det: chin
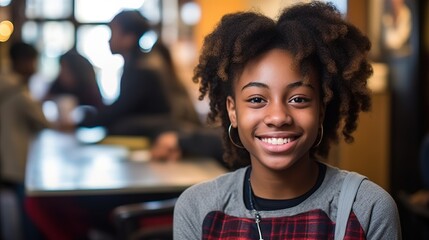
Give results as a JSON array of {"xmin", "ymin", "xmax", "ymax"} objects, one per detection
[{"xmin": 259, "ymin": 157, "xmax": 297, "ymax": 171}]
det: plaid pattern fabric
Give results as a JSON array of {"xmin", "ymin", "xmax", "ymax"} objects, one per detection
[{"xmin": 202, "ymin": 209, "xmax": 366, "ymax": 240}]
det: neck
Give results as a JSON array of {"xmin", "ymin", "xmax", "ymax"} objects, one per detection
[
  {"xmin": 249, "ymin": 159, "xmax": 319, "ymax": 200},
  {"xmin": 121, "ymin": 52, "xmax": 131, "ymax": 64}
]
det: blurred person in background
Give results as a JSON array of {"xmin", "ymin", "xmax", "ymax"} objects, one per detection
[
  {"xmin": 78, "ymin": 10, "xmax": 199, "ymax": 140},
  {"xmin": 150, "ymin": 126, "xmax": 228, "ymax": 169},
  {"xmin": 381, "ymin": 0, "xmax": 412, "ymax": 57},
  {"xmin": 44, "ymin": 50, "xmax": 103, "ymax": 109},
  {"xmin": 43, "ymin": 49, "xmax": 104, "ymax": 131},
  {"xmin": 0, "ymin": 41, "xmax": 49, "ymax": 240}
]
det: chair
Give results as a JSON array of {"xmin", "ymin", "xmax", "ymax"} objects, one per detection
[
  {"xmin": 0, "ymin": 186, "xmax": 23, "ymax": 240},
  {"xmin": 112, "ymin": 198, "xmax": 177, "ymax": 240}
]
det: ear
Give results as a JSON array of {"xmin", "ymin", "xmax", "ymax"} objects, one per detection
[{"xmin": 226, "ymin": 96, "xmax": 237, "ymax": 127}]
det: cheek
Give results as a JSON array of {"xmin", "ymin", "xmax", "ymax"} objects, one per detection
[
  {"xmin": 234, "ymin": 105, "xmax": 259, "ymax": 139},
  {"xmin": 110, "ymin": 35, "xmax": 119, "ymax": 45},
  {"xmin": 297, "ymin": 111, "xmax": 320, "ymax": 140},
  {"xmin": 235, "ymin": 104, "xmax": 260, "ymax": 126}
]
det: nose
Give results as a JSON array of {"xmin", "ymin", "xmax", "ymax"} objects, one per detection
[{"xmin": 263, "ymin": 101, "xmax": 293, "ymax": 127}]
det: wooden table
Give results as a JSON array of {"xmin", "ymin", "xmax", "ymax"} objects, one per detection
[{"xmin": 25, "ymin": 129, "xmax": 227, "ymax": 196}]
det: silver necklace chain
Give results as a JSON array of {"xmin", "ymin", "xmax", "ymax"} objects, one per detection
[{"xmin": 248, "ymin": 178, "xmax": 264, "ymax": 240}]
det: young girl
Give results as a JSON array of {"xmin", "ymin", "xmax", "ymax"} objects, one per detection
[{"xmin": 174, "ymin": 2, "xmax": 401, "ymax": 240}]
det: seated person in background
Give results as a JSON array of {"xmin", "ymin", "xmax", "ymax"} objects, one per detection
[
  {"xmin": 0, "ymin": 41, "xmax": 49, "ymax": 239},
  {"xmin": 154, "ymin": 41, "xmax": 202, "ymax": 131},
  {"xmin": 44, "ymin": 50, "xmax": 104, "ymax": 109},
  {"xmin": 78, "ymin": 10, "xmax": 178, "ymax": 138},
  {"xmin": 43, "ymin": 50, "xmax": 104, "ymax": 130},
  {"xmin": 150, "ymin": 126, "xmax": 227, "ymax": 169}
]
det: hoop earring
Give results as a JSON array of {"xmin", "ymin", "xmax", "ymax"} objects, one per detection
[
  {"xmin": 228, "ymin": 124, "xmax": 244, "ymax": 149},
  {"xmin": 313, "ymin": 125, "xmax": 324, "ymax": 148}
]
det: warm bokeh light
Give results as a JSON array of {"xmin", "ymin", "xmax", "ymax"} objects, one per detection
[{"xmin": 0, "ymin": 20, "xmax": 14, "ymax": 42}]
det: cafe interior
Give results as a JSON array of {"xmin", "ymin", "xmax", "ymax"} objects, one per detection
[{"xmin": 0, "ymin": 0, "xmax": 428, "ymax": 239}]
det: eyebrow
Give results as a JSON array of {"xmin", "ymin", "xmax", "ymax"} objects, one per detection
[{"xmin": 241, "ymin": 80, "xmax": 314, "ymax": 91}]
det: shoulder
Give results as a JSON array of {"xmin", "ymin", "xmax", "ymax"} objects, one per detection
[
  {"xmin": 326, "ymin": 165, "xmax": 401, "ymax": 238},
  {"xmin": 177, "ymin": 167, "xmax": 246, "ymax": 206},
  {"xmin": 174, "ymin": 167, "xmax": 247, "ymax": 238},
  {"xmin": 175, "ymin": 167, "xmax": 246, "ymax": 216},
  {"xmin": 356, "ymin": 178, "xmax": 401, "ymax": 238},
  {"xmin": 321, "ymin": 164, "xmax": 399, "ymax": 219},
  {"xmin": 355, "ymin": 176, "xmax": 399, "ymax": 218},
  {"xmin": 323, "ymin": 165, "xmax": 396, "ymax": 209},
  {"xmin": 358, "ymin": 178, "xmax": 394, "ymax": 203}
]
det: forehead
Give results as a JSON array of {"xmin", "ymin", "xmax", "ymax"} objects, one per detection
[
  {"xmin": 246, "ymin": 48, "xmax": 295, "ymax": 71},
  {"xmin": 237, "ymin": 49, "xmax": 307, "ymax": 84}
]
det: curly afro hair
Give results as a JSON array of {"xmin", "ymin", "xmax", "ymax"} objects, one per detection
[{"xmin": 193, "ymin": 1, "xmax": 372, "ymax": 169}]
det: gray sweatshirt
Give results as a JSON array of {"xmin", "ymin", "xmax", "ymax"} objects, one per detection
[{"xmin": 174, "ymin": 163, "xmax": 401, "ymax": 239}]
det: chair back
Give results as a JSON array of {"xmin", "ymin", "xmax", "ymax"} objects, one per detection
[{"xmin": 112, "ymin": 198, "xmax": 177, "ymax": 240}]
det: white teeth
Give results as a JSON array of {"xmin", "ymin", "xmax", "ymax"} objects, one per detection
[{"xmin": 261, "ymin": 137, "xmax": 292, "ymax": 145}]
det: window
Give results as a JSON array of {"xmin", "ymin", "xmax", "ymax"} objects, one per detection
[{"xmin": 23, "ymin": 0, "xmax": 162, "ymax": 103}]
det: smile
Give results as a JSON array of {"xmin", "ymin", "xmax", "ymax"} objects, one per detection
[{"xmin": 260, "ymin": 137, "xmax": 294, "ymax": 145}]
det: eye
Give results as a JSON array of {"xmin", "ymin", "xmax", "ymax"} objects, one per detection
[
  {"xmin": 289, "ymin": 96, "xmax": 310, "ymax": 104},
  {"xmin": 248, "ymin": 97, "xmax": 265, "ymax": 104}
]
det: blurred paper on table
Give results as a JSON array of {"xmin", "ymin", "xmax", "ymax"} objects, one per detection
[
  {"xmin": 100, "ymin": 136, "xmax": 150, "ymax": 150},
  {"xmin": 128, "ymin": 149, "xmax": 151, "ymax": 162}
]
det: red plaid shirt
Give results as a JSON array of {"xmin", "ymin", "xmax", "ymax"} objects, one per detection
[{"xmin": 202, "ymin": 209, "xmax": 365, "ymax": 240}]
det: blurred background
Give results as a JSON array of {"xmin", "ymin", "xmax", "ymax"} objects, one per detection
[{"xmin": 0, "ymin": 0, "xmax": 428, "ymax": 238}]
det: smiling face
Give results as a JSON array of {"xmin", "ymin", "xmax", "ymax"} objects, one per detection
[{"xmin": 227, "ymin": 49, "xmax": 323, "ymax": 173}]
